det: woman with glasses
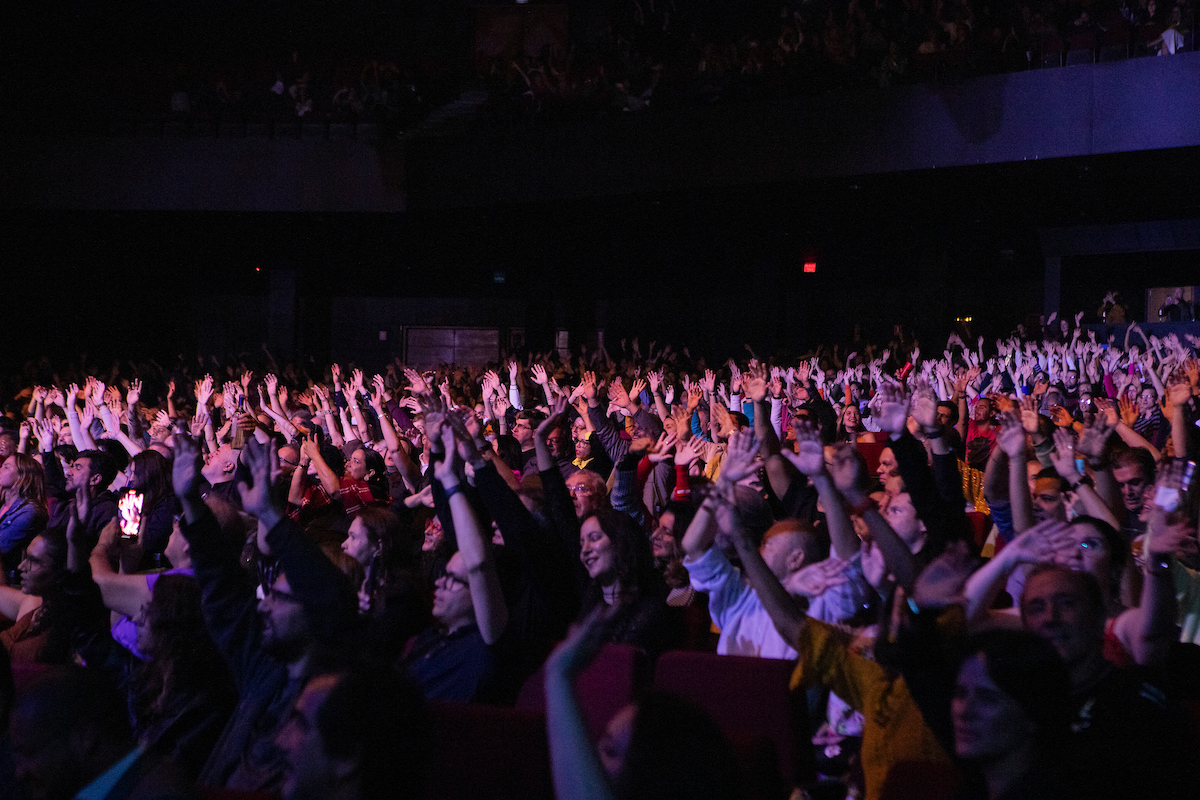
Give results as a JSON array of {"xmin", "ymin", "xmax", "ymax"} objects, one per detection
[{"xmin": 0, "ymin": 527, "xmax": 71, "ymax": 663}]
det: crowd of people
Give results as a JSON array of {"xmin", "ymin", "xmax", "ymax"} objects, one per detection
[
  {"xmin": 1, "ymin": 306, "xmax": 1199, "ymax": 800},
  {"xmin": 459, "ymin": 0, "xmax": 1197, "ymax": 120},
  {"xmin": 25, "ymin": 0, "xmax": 1195, "ymax": 132}
]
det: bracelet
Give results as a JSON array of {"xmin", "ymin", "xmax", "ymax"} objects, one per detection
[
  {"xmin": 443, "ymin": 484, "xmax": 464, "ymax": 501},
  {"xmin": 924, "ymin": 427, "xmax": 944, "ymax": 439},
  {"xmin": 1068, "ymin": 475, "xmax": 1093, "ymax": 491}
]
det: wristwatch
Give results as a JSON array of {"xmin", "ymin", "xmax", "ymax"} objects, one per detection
[{"xmin": 1068, "ymin": 475, "xmax": 1093, "ymax": 491}]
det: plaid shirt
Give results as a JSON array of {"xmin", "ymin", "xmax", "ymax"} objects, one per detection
[{"xmin": 294, "ymin": 476, "xmax": 378, "ymax": 520}]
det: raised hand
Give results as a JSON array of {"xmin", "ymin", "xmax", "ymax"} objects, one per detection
[
  {"xmin": 404, "ymin": 368, "xmax": 430, "ymax": 396},
  {"xmin": 88, "ymin": 377, "xmax": 105, "ymax": 406},
  {"xmin": 663, "ymin": 383, "xmax": 676, "ymax": 405},
  {"xmin": 331, "ymin": 363, "xmax": 343, "ymax": 387},
  {"xmin": 433, "ymin": 425, "xmax": 465, "ymax": 487},
  {"xmin": 125, "ymin": 378, "xmax": 141, "ymax": 407},
  {"xmin": 156, "ymin": 410, "xmax": 172, "ymax": 428},
  {"xmin": 240, "ymin": 370, "xmax": 253, "ymax": 392},
  {"xmin": 580, "ymin": 371, "xmax": 597, "ymax": 402},
  {"xmin": 646, "ymin": 432, "xmax": 677, "ymax": 463},
  {"xmin": 686, "ymin": 383, "xmax": 703, "ymax": 412},
  {"xmin": 1003, "ymin": 520, "xmax": 1076, "ymax": 567},
  {"xmin": 996, "ymin": 412, "xmax": 1027, "ymax": 458},
  {"xmin": 827, "ymin": 444, "xmax": 866, "ymax": 498},
  {"xmin": 1167, "ymin": 372, "xmax": 1193, "ymax": 407},
  {"xmin": 1074, "ymin": 414, "xmax": 1114, "ymax": 465},
  {"xmin": 264, "ymin": 373, "xmax": 279, "ymax": 400},
  {"xmin": 785, "ymin": 557, "xmax": 851, "ymax": 598},
  {"xmin": 172, "ymin": 433, "xmax": 204, "ymax": 499},
  {"xmin": 531, "ymin": 363, "xmax": 549, "ymax": 386},
  {"xmin": 79, "ymin": 402, "xmax": 96, "ymax": 430},
  {"xmin": 910, "ymin": 377, "xmax": 939, "ymax": 431},
  {"xmin": 237, "ymin": 439, "xmax": 282, "ymax": 523},
  {"xmin": 196, "ymin": 375, "xmax": 214, "ymax": 408},
  {"xmin": 190, "ymin": 410, "xmax": 210, "ymax": 438},
  {"xmin": 45, "ymin": 387, "xmax": 64, "ymax": 408},
  {"xmin": 1094, "ymin": 397, "xmax": 1119, "ymax": 427},
  {"xmin": 742, "ymin": 365, "xmax": 768, "ymax": 403},
  {"xmin": 607, "ymin": 378, "xmax": 630, "ymax": 409},
  {"xmin": 629, "ymin": 378, "xmax": 647, "ymax": 402},
  {"xmin": 1018, "ymin": 395, "xmax": 1041, "ymax": 436},
  {"xmin": 701, "ymin": 369, "xmax": 716, "ymax": 395},
  {"xmin": 783, "ymin": 421, "xmax": 826, "ymax": 476},
  {"xmin": 718, "ymin": 428, "xmax": 760, "ymax": 484},
  {"xmin": 872, "ymin": 381, "xmax": 909, "ymax": 436},
  {"xmin": 371, "ymin": 374, "xmax": 389, "ymax": 407},
  {"xmin": 674, "ymin": 435, "xmax": 703, "ymax": 467},
  {"xmin": 1117, "ymin": 395, "xmax": 1138, "ymax": 427},
  {"xmin": 32, "ymin": 418, "xmax": 55, "ymax": 452},
  {"xmin": 1048, "ymin": 428, "xmax": 1082, "ymax": 481},
  {"xmin": 351, "ymin": 369, "xmax": 366, "ymax": 396}
]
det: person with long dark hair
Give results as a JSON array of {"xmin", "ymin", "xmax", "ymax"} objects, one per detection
[
  {"xmin": 578, "ymin": 506, "xmax": 683, "ymax": 658},
  {"xmin": 123, "ymin": 449, "xmax": 180, "ymax": 569},
  {"xmin": 0, "ymin": 453, "xmax": 48, "ymax": 577},
  {"xmin": 0, "ymin": 528, "xmax": 71, "ymax": 664},
  {"xmin": 340, "ymin": 505, "xmax": 430, "ymax": 660},
  {"xmin": 950, "ymin": 630, "xmax": 1071, "ymax": 800}
]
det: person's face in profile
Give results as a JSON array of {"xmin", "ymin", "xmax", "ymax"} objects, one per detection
[{"xmin": 952, "ymin": 652, "xmax": 1036, "ymax": 761}]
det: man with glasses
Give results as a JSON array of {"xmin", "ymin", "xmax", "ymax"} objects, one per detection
[
  {"xmin": 511, "ymin": 410, "xmax": 543, "ymax": 472},
  {"xmin": 173, "ymin": 436, "xmax": 359, "ymax": 794},
  {"xmin": 400, "ymin": 424, "xmax": 509, "ymax": 702}
]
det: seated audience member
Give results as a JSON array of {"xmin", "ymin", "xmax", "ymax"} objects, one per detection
[
  {"xmin": 0, "ymin": 529, "xmax": 72, "ymax": 664},
  {"xmin": 401, "ymin": 425, "xmax": 510, "ymax": 701},
  {"xmin": 121, "ymin": 450, "xmax": 181, "ymax": 569},
  {"xmin": 578, "ymin": 504, "xmax": 683, "ymax": 659},
  {"xmin": 340, "ymin": 506, "xmax": 430, "ymax": 661},
  {"xmin": 544, "ymin": 608, "xmax": 740, "ymax": 800},
  {"xmin": 683, "ymin": 429, "xmax": 867, "ymax": 658},
  {"xmin": 8, "ymin": 666, "xmax": 193, "ymax": 800},
  {"xmin": 174, "ymin": 435, "xmax": 359, "ymax": 793},
  {"xmin": 950, "ymin": 630, "xmax": 1072, "ymax": 800},
  {"xmin": 0, "ymin": 454, "xmax": 48, "ymax": 578},
  {"xmin": 47, "ymin": 448, "xmax": 120, "ymax": 551},
  {"xmin": 275, "ymin": 663, "xmax": 430, "ymax": 800}
]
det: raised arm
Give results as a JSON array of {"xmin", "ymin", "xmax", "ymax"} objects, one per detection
[
  {"xmin": 782, "ymin": 426, "xmax": 860, "ymax": 561},
  {"xmin": 961, "ymin": 521, "xmax": 1071, "ymax": 629},
  {"xmin": 1112, "ymin": 469, "xmax": 1192, "ymax": 666},
  {"xmin": 435, "ymin": 424, "xmax": 507, "ymax": 645},
  {"xmin": 65, "ymin": 383, "xmax": 97, "ymax": 451},
  {"xmin": 829, "ymin": 446, "xmax": 921, "ymax": 592},
  {"xmin": 87, "ymin": 517, "xmax": 152, "ymax": 619},
  {"xmin": 996, "ymin": 413, "xmax": 1034, "ymax": 535},
  {"xmin": 720, "ymin": 486, "xmax": 807, "ymax": 646},
  {"xmin": 544, "ymin": 607, "xmax": 619, "ymax": 800},
  {"xmin": 1166, "ymin": 375, "xmax": 1194, "ymax": 460},
  {"xmin": 1048, "ymin": 427, "xmax": 1120, "ymax": 530},
  {"xmin": 301, "ymin": 435, "xmax": 341, "ymax": 495}
]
